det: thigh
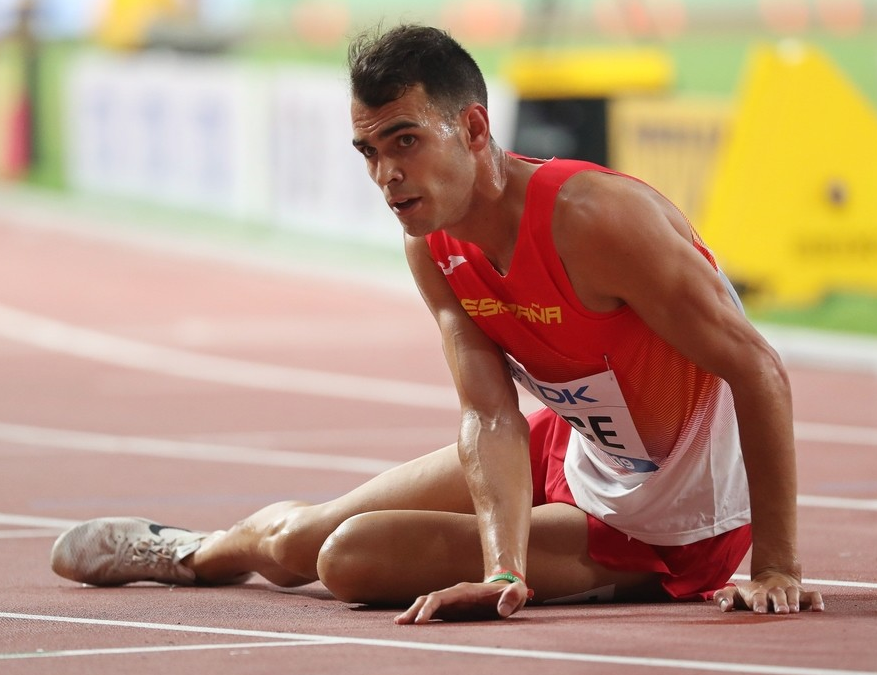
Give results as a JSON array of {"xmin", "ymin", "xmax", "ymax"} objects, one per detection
[
  {"xmin": 325, "ymin": 442, "xmax": 474, "ymax": 517},
  {"xmin": 319, "ymin": 501, "xmax": 659, "ymax": 605},
  {"xmin": 527, "ymin": 503, "xmax": 661, "ymax": 603}
]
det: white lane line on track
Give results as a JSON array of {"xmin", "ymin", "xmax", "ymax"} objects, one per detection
[
  {"xmin": 0, "ymin": 513, "xmax": 81, "ymax": 528},
  {"xmin": 0, "ymin": 640, "xmax": 336, "ymax": 660},
  {"xmin": 169, "ymin": 427, "xmax": 456, "ymax": 449},
  {"xmin": 728, "ymin": 574, "xmax": 877, "ymax": 590},
  {"xmin": 0, "ymin": 304, "xmax": 458, "ymax": 411},
  {"xmin": 758, "ymin": 325, "xmax": 877, "ymax": 375},
  {"xmin": 0, "ymin": 528, "xmax": 67, "ymax": 539},
  {"xmin": 797, "ymin": 495, "xmax": 877, "ymax": 511},
  {"xmin": 794, "ymin": 422, "xmax": 877, "ymax": 448},
  {"xmin": 1, "ymin": 613, "xmax": 874, "ymax": 675},
  {"xmin": 0, "ymin": 422, "xmax": 400, "ymax": 475}
]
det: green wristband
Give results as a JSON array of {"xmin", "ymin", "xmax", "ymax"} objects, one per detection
[
  {"xmin": 485, "ymin": 570, "xmax": 535, "ymax": 599},
  {"xmin": 485, "ymin": 572, "xmax": 525, "ymax": 585}
]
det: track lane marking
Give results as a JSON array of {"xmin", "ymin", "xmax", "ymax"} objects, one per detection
[
  {"xmin": 0, "ymin": 640, "xmax": 337, "ymax": 660},
  {"xmin": 0, "ymin": 528, "xmax": 68, "ymax": 539},
  {"xmin": 797, "ymin": 495, "xmax": 877, "ymax": 511},
  {"xmin": 0, "ymin": 304, "xmax": 458, "ymax": 411},
  {"xmin": 0, "ymin": 422, "xmax": 400, "ymax": 475},
  {"xmin": 0, "ymin": 513, "xmax": 81, "ymax": 528},
  {"xmin": 728, "ymin": 574, "xmax": 877, "ymax": 590},
  {"xmin": 1, "ymin": 612, "xmax": 874, "ymax": 674},
  {"xmin": 793, "ymin": 422, "xmax": 877, "ymax": 448}
]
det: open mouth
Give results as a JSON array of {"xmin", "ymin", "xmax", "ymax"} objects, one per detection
[{"xmin": 391, "ymin": 198, "xmax": 421, "ymax": 215}]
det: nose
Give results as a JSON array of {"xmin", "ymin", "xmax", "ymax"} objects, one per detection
[{"xmin": 375, "ymin": 157, "xmax": 403, "ymax": 187}]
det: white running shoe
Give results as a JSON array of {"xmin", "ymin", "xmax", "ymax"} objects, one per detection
[{"xmin": 51, "ymin": 517, "xmax": 207, "ymax": 586}]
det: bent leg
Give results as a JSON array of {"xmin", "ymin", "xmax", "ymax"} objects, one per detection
[
  {"xmin": 188, "ymin": 443, "xmax": 474, "ymax": 586},
  {"xmin": 526, "ymin": 504, "xmax": 662, "ymax": 603},
  {"xmin": 317, "ymin": 502, "xmax": 659, "ymax": 605}
]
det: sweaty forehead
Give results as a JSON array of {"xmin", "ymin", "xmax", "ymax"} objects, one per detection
[{"xmin": 350, "ymin": 88, "xmax": 437, "ymax": 144}]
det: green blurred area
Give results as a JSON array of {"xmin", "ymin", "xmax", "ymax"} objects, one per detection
[
  {"xmin": 23, "ymin": 40, "xmax": 68, "ymax": 190},
  {"xmin": 747, "ymin": 293, "xmax": 877, "ymax": 337}
]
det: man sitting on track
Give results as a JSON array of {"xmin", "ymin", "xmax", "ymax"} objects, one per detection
[{"xmin": 51, "ymin": 24, "xmax": 824, "ymax": 623}]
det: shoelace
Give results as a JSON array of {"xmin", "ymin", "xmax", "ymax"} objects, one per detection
[
  {"xmin": 109, "ymin": 532, "xmax": 198, "ymax": 584},
  {"xmin": 125, "ymin": 538, "xmax": 179, "ymax": 568}
]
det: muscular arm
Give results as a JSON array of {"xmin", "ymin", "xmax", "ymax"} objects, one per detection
[
  {"xmin": 398, "ymin": 234, "xmax": 533, "ymax": 622},
  {"xmin": 555, "ymin": 172, "xmax": 823, "ymax": 613}
]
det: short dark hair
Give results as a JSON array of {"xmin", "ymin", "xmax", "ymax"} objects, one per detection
[{"xmin": 347, "ymin": 25, "xmax": 488, "ymax": 117}]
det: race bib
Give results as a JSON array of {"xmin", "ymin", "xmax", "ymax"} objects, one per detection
[{"xmin": 506, "ymin": 355, "xmax": 658, "ymax": 473}]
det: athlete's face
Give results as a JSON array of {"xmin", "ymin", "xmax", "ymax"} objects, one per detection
[{"xmin": 351, "ymin": 85, "xmax": 478, "ymax": 237}]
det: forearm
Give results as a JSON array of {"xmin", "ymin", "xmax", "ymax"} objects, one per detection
[
  {"xmin": 733, "ymin": 357, "xmax": 801, "ymax": 579},
  {"xmin": 458, "ymin": 409, "xmax": 533, "ymax": 578}
]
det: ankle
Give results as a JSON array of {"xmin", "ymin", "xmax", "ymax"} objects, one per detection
[{"xmin": 184, "ymin": 530, "xmax": 225, "ymax": 571}]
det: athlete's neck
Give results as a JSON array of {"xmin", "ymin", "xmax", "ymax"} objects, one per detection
[{"xmin": 444, "ymin": 146, "xmax": 537, "ymax": 276}]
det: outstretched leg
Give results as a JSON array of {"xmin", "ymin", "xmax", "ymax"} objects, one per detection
[
  {"xmin": 186, "ymin": 443, "xmax": 475, "ymax": 586},
  {"xmin": 52, "ymin": 443, "xmax": 659, "ymax": 604}
]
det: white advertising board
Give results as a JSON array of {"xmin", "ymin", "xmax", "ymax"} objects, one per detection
[
  {"xmin": 65, "ymin": 52, "xmax": 518, "ymax": 247},
  {"xmin": 65, "ymin": 51, "xmax": 270, "ymax": 219}
]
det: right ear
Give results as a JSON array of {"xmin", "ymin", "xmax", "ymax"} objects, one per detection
[{"xmin": 461, "ymin": 103, "xmax": 491, "ymax": 151}]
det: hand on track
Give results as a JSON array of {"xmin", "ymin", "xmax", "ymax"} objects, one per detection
[
  {"xmin": 394, "ymin": 581, "xmax": 529, "ymax": 624},
  {"xmin": 713, "ymin": 572, "xmax": 825, "ymax": 614}
]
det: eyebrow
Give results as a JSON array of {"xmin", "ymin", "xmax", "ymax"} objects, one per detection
[{"xmin": 352, "ymin": 121, "xmax": 420, "ymax": 149}]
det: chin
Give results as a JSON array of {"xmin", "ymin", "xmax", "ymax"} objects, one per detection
[
  {"xmin": 399, "ymin": 217, "xmax": 440, "ymax": 239},
  {"xmin": 400, "ymin": 223, "xmax": 430, "ymax": 238}
]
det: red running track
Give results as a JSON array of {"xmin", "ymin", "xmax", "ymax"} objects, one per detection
[{"xmin": 0, "ymin": 210, "xmax": 875, "ymax": 675}]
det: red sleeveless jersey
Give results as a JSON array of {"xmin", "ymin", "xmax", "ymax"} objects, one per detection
[{"xmin": 425, "ymin": 157, "xmax": 726, "ymax": 467}]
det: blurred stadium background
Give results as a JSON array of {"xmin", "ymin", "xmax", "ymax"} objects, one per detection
[{"xmin": 1, "ymin": 0, "xmax": 876, "ymax": 333}]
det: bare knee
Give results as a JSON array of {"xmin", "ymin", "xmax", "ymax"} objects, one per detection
[{"xmin": 317, "ymin": 513, "xmax": 388, "ymax": 604}]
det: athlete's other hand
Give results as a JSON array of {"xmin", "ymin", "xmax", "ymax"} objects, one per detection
[
  {"xmin": 394, "ymin": 581, "xmax": 529, "ymax": 624},
  {"xmin": 713, "ymin": 572, "xmax": 825, "ymax": 614}
]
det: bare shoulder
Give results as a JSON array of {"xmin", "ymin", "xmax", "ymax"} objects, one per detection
[
  {"xmin": 403, "ymin": 231, "xmax": 429, "ymax": 262},
  {"xmin": 552, "ymin": 170, "xmax": 694, "ymax": 310},
  {"xmin": 554, "ymin": 170, "xmax": 689, "ymax": 242},
  {"xmin": 404, "ymin": 234, "xmax": 441, "ymax": 294},
  {"xmin": 403, "ymin": 233, "xmax": 469, "ymax": 319}
]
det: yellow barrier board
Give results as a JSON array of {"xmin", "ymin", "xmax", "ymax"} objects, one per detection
[
  {"xmin": 609, "ymin": 96, "xmax": 731, "ymax": 225},
  {"xmin": 699, "ymin": 42, "xmax": 877, "ymax": 307},
  {"xmin": 505, "ymin": 47, "xmax": 673, "ymax": 98}
]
